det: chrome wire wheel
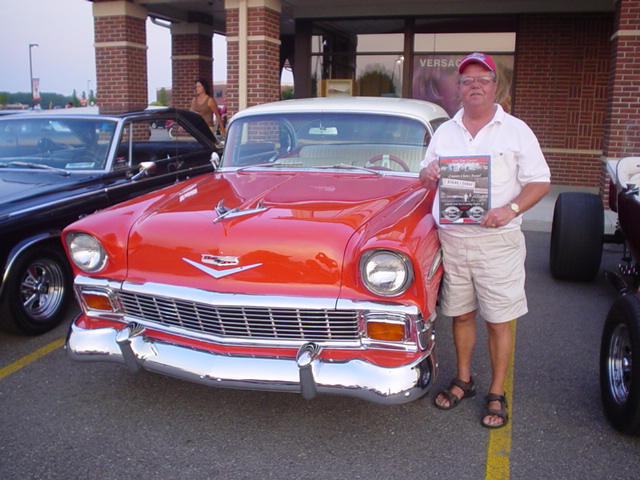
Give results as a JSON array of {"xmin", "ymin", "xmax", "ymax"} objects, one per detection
[
  {"xmin": 606, "ymin": 322, "xmax": 632, "ymax": 406},
  {"xmin": 1, "ymin": 245, "xmax": 72, "ymax": 335},
  {"xmin": 20, "ymin": 257, "xmax": 67, "ymax": 321}
]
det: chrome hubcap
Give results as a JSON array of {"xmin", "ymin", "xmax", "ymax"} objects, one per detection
[
  {"xmin": 20, "ymin": 259, "xmax": 65, "ymax": 320},
  {"xmin": 607, "ymin": 323, "xmax": 632, "ymax": 405}
]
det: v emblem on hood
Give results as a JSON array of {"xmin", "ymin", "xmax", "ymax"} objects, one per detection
[{"xmin": 183, "ymin": 258, "xmax": 262, "ymax": 279}]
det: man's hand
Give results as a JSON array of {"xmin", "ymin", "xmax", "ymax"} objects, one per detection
[
  {"xmin": 480, "ymin": 205, "xmax": 517, "ymax": 229},
  {"xmin": 419, "ymin": 160, "xmax": 440, "ymax": 190}
]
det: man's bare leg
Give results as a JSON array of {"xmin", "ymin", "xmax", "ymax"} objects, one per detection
[
  {"xmin": 483, "ymin": 320, "xmax": 514, "ymax": 427},
  {"xmin": 434, "ymin": 311, "xmax": 477, "ymax": 408}
]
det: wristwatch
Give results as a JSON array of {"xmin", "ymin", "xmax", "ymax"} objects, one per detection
[{"xmin": 507, "ymin": 202, "xmax": 521, "ymax": 216}]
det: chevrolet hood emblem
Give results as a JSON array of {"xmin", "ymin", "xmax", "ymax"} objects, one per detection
[
  {"xmin": 201, "ymin": 254, "xmax": 239, "ymax": 266},
  {"xmin": 183, "ymin": 257, "xmax": 262, "ymax": 279}
]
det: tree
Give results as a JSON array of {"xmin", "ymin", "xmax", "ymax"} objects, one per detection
[
  {"xmin": 356, "ymin": 67, "xmax": 395, "ymax": 97},
  {"xmin": 280, "ymin": 86, "xmax": 294, "ymax": 100},
  {"xmin": 157, "ymin": 88, "xmax": 169, "ymax": 106},
  {"xmin": 1, "ymin": 91, "xmax": 69, "ymax": 109},
  {"xmin": 70, "ymin": 89, "xmax": 80, "ymax": 107}
]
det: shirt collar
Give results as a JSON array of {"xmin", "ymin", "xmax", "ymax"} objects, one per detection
[{"xmin": 453, "ymin": 103, "xmax": 505, "ymax": 126}]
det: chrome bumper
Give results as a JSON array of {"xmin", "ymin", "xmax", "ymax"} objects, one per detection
[{"xmin": 66, "ymin": 321, "xmax": 437, "ymax": 405}]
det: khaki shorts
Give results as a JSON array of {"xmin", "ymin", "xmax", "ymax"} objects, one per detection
[{"xmin": 438, "ymin": 229, "xmax": 528, "ymax": 324}]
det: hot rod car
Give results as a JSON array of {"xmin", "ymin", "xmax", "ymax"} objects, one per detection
[
  {"xmin": 550, "ymin": 156, "xmax": 640, "ymax": 434},
  {"xmin": 62, "ymin": 97, "xmax": 448, "ymax": 404}
]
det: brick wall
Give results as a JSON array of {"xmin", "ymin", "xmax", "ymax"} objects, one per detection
[
  {"xmin": 515, "ymin": 13, "xmax": 612, "ymax": 187},
  {"xmin": 604, "ymin": 0, "xmax": 640, "ymax": 160},
  {"xmin": 172, "ymin": 33, "xmax": 214, "ymax": 109},
  {"xmin": 247, "ymin": 7, "xmax": 281, "ymax": 109},
  {"xmin": 226, "ymin": 4, "xmax": 281, "ymax": 117},
  {"xmin": 94, "ymin": 13, "xmax": 148, "ymax": 114},
  {"xmin": 226, "ymin": 8, "xmax": 239, "ymax": 116}
]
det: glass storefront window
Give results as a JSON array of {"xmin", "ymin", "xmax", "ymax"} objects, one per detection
[
  {"xmin": 311, "ymin": 29, "xmax": 516, "ymax": 111},
  {"xmin": 357, "ymin": 34, "xmax": 404, "ymax": 53},
  {"xmin": 356, "ymin": 55, "xmax": 404, "ymax": 97},
  {"xmin": 414, "ymin": 33, "xmax": 515, "ymax": 53}
]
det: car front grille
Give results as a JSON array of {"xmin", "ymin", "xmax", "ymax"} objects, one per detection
[{"xmin": 117, "ymin": 291, "xmax": 360, "ymax": 341}]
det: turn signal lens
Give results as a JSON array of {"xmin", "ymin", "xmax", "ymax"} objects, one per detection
[
  {"xmin": 366, "ymin": 320, "xmax": 407, "ymax": 342},
  {"xmin": 81, "ymin": 292, "xmax": 115, "ymax": 312}
]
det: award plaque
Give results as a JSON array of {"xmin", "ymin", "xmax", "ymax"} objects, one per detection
[{"xmin": 439, "ymin": 155, "xmax": 490, "ymax": 224}]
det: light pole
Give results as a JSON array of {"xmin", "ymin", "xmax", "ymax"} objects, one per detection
[
  {"xmin": 396, "ymin": 56, "xmax": 404, "ymax": 93},
  {"xmin": 29, "ymin": 43, "xmax": 38, "ymax": 107}
]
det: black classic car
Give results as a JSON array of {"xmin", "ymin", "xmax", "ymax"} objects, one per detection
[
  {"xmin": 0, "ymin": 107, "xmax": 221, "ymax": 335},
  {"xmin": 550, "ymin": 156, "xmax": 640, "ymax": 434}
]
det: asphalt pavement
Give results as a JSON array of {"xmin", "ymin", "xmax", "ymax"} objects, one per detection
[{"xmin": 1, "ymin": 230, "xmax": 639, "ymax": 480}]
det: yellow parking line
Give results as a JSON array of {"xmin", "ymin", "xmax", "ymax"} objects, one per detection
[
  {"xmin": 484, "ymin": 320, "xmax": 516, "ymax": 480},
  {"xmin": 0, "ymin": 337, "xmax": 65, "ymax": 380}
]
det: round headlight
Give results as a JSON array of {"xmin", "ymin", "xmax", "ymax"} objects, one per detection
[
  {"xmin": 67, "ymin": 233, "xmax": 107, "ymax": 272},
  {"xmin": 361, "ymin": 250, "xmax": 413, "ymax": 297}
]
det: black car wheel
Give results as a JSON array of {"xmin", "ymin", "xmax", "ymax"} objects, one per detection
[
  {"xmin": 0, "ymin": 245, "xmax": 72, "ymax": 335},
  {"xmin": 550, "ymin": 192, "xmax": 604, "ymax": 281},
  {"xmin": 600, "ymin": 294, "xmax": 640, "ymax": 435}
]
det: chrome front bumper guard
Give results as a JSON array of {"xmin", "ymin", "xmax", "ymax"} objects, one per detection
[{"xmin": 66, "ymin": 321, "xmax": 437, "ymax": 405}]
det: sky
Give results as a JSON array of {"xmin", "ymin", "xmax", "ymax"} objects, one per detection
[{"xmin": 0, "ymin": 0, "xmax": 228, "ymax": 104}]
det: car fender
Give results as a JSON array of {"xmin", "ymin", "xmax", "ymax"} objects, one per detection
[
  {"xmin": 341, "ymin": 186, "xmax": 441, "ymax": 311},
  {"xmin": 0, "ymin": 230, "xmax": 62, "ymax": 297}
]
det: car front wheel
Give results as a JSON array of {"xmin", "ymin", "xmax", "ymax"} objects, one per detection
[
  {"xmin": 0, "ymin": 245, "xmax": 72, "ymax": 335},
  {"xmin": 600, "ymin": 294, "xmax": 640, "ymax": 434}
]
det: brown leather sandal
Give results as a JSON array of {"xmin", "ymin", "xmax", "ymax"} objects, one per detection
[
  {"xmin": 433, "ymin": 377, "xmax": 476, "ymax": 410},
  {"xmin": 481, "ymin": 393, "xmax": 509, "ymax": 429}
]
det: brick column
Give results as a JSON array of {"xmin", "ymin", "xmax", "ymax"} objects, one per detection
[
  {"xmin": 225, "ymin": 0, "xmax": 282, "ymax": 117},
  {"xmin": 602, "ymin": 0, "xmax": 640, "ymax": 195},
  {"xmin": 92, "ymin": 0, "xmax": 148, "ymax": 114},
  {"xmin": 171, "ymin": 21, "xmax": 215, "ymax": 109}
]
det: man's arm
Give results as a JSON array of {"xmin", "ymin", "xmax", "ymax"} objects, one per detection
[
  {"xmin": 509, "ymin": 182, "xmax": 551, "ymax": 215},
  {"xmin": 480, "ymin": 182, "xmax": 551, "ymax": 228}
]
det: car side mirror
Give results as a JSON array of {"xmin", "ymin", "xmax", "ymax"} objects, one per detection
[
  {"xmin": 210, "ymin": 152, "xmax": 221, "ymax": 171},
  {"xmin": 132, "ymin": 161, "xmax": 157, "ymax": 181}
]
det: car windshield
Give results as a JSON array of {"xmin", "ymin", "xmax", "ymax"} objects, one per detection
[
  {"xmin": 0, "ymin": 118, "xmax": 116, "ymax": 171},
  {"xmin": 222, "ymin": 113, "xmax": 432, "ymax": 173}
]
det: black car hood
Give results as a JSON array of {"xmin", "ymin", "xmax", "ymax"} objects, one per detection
[{"xmin": 0, "ymin": 170, "xmax": 97, "ymax": 211}]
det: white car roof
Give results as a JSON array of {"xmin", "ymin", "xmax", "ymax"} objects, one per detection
[{"xmin": 231, "ymin": 97, "xmax": 449, "ymax": 124}]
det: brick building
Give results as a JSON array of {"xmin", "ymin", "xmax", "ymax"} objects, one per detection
[{"xmin": 88, "ymin": 0, "xmax": 640, "ymax": 198}]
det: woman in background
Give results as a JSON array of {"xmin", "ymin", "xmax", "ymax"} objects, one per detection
[{"xmin": 190, "ymin": 78, "xmax": 226, "ymax": 137}]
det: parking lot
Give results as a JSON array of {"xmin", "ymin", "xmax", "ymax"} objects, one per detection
[{"xmin": 1, "ymin": 230, "xmax": 639, "ymax": 480}]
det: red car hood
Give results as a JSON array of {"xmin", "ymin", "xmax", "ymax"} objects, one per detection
[{"xmin": 124, "ymin": 171, "xmax": 427, "ymax": 298}]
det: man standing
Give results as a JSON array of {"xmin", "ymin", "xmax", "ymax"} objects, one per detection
[{"xmin": 420, "ymin": 52, "xmax": 550, "ymax": 428}]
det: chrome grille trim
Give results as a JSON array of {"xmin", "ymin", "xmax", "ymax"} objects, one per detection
[{"xmin": 117, "ymin": 291, "xmax": 360, "ymax": 341}]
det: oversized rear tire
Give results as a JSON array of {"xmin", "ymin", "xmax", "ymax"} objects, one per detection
[
  {"xmin": 0, "ymin": 245, "xmax": 73, "ymax": 335},
  {"xmin": 600, "ymin": 294, "xmax": 640, "ymax": 435},
  {"xmin": 549, "ymin": 192, "xmax": 604, "ymax": 281}
]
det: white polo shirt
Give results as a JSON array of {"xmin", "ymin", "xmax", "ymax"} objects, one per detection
[{"xmin": 421, "ymin": 104, "xmax": 551, "ymax": 236}]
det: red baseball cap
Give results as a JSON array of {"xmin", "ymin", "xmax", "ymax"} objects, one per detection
[{"xmin": 458, "ymin": 52, "xmax": 497, "ymax": 74}]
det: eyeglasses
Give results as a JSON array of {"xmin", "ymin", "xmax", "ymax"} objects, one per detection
[{"xmin": 459, "ymin": 75, "xmax": 495, "ymax": 87}]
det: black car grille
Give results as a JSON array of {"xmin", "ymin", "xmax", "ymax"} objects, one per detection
[{"xmin": 117, "ymin": 291, "xmax": 360, "ymax": 341}]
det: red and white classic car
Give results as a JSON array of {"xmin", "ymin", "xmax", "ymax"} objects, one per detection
[{"xmin": 63, "ymin": 97, "xmax": 449, "ymax": 404}]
